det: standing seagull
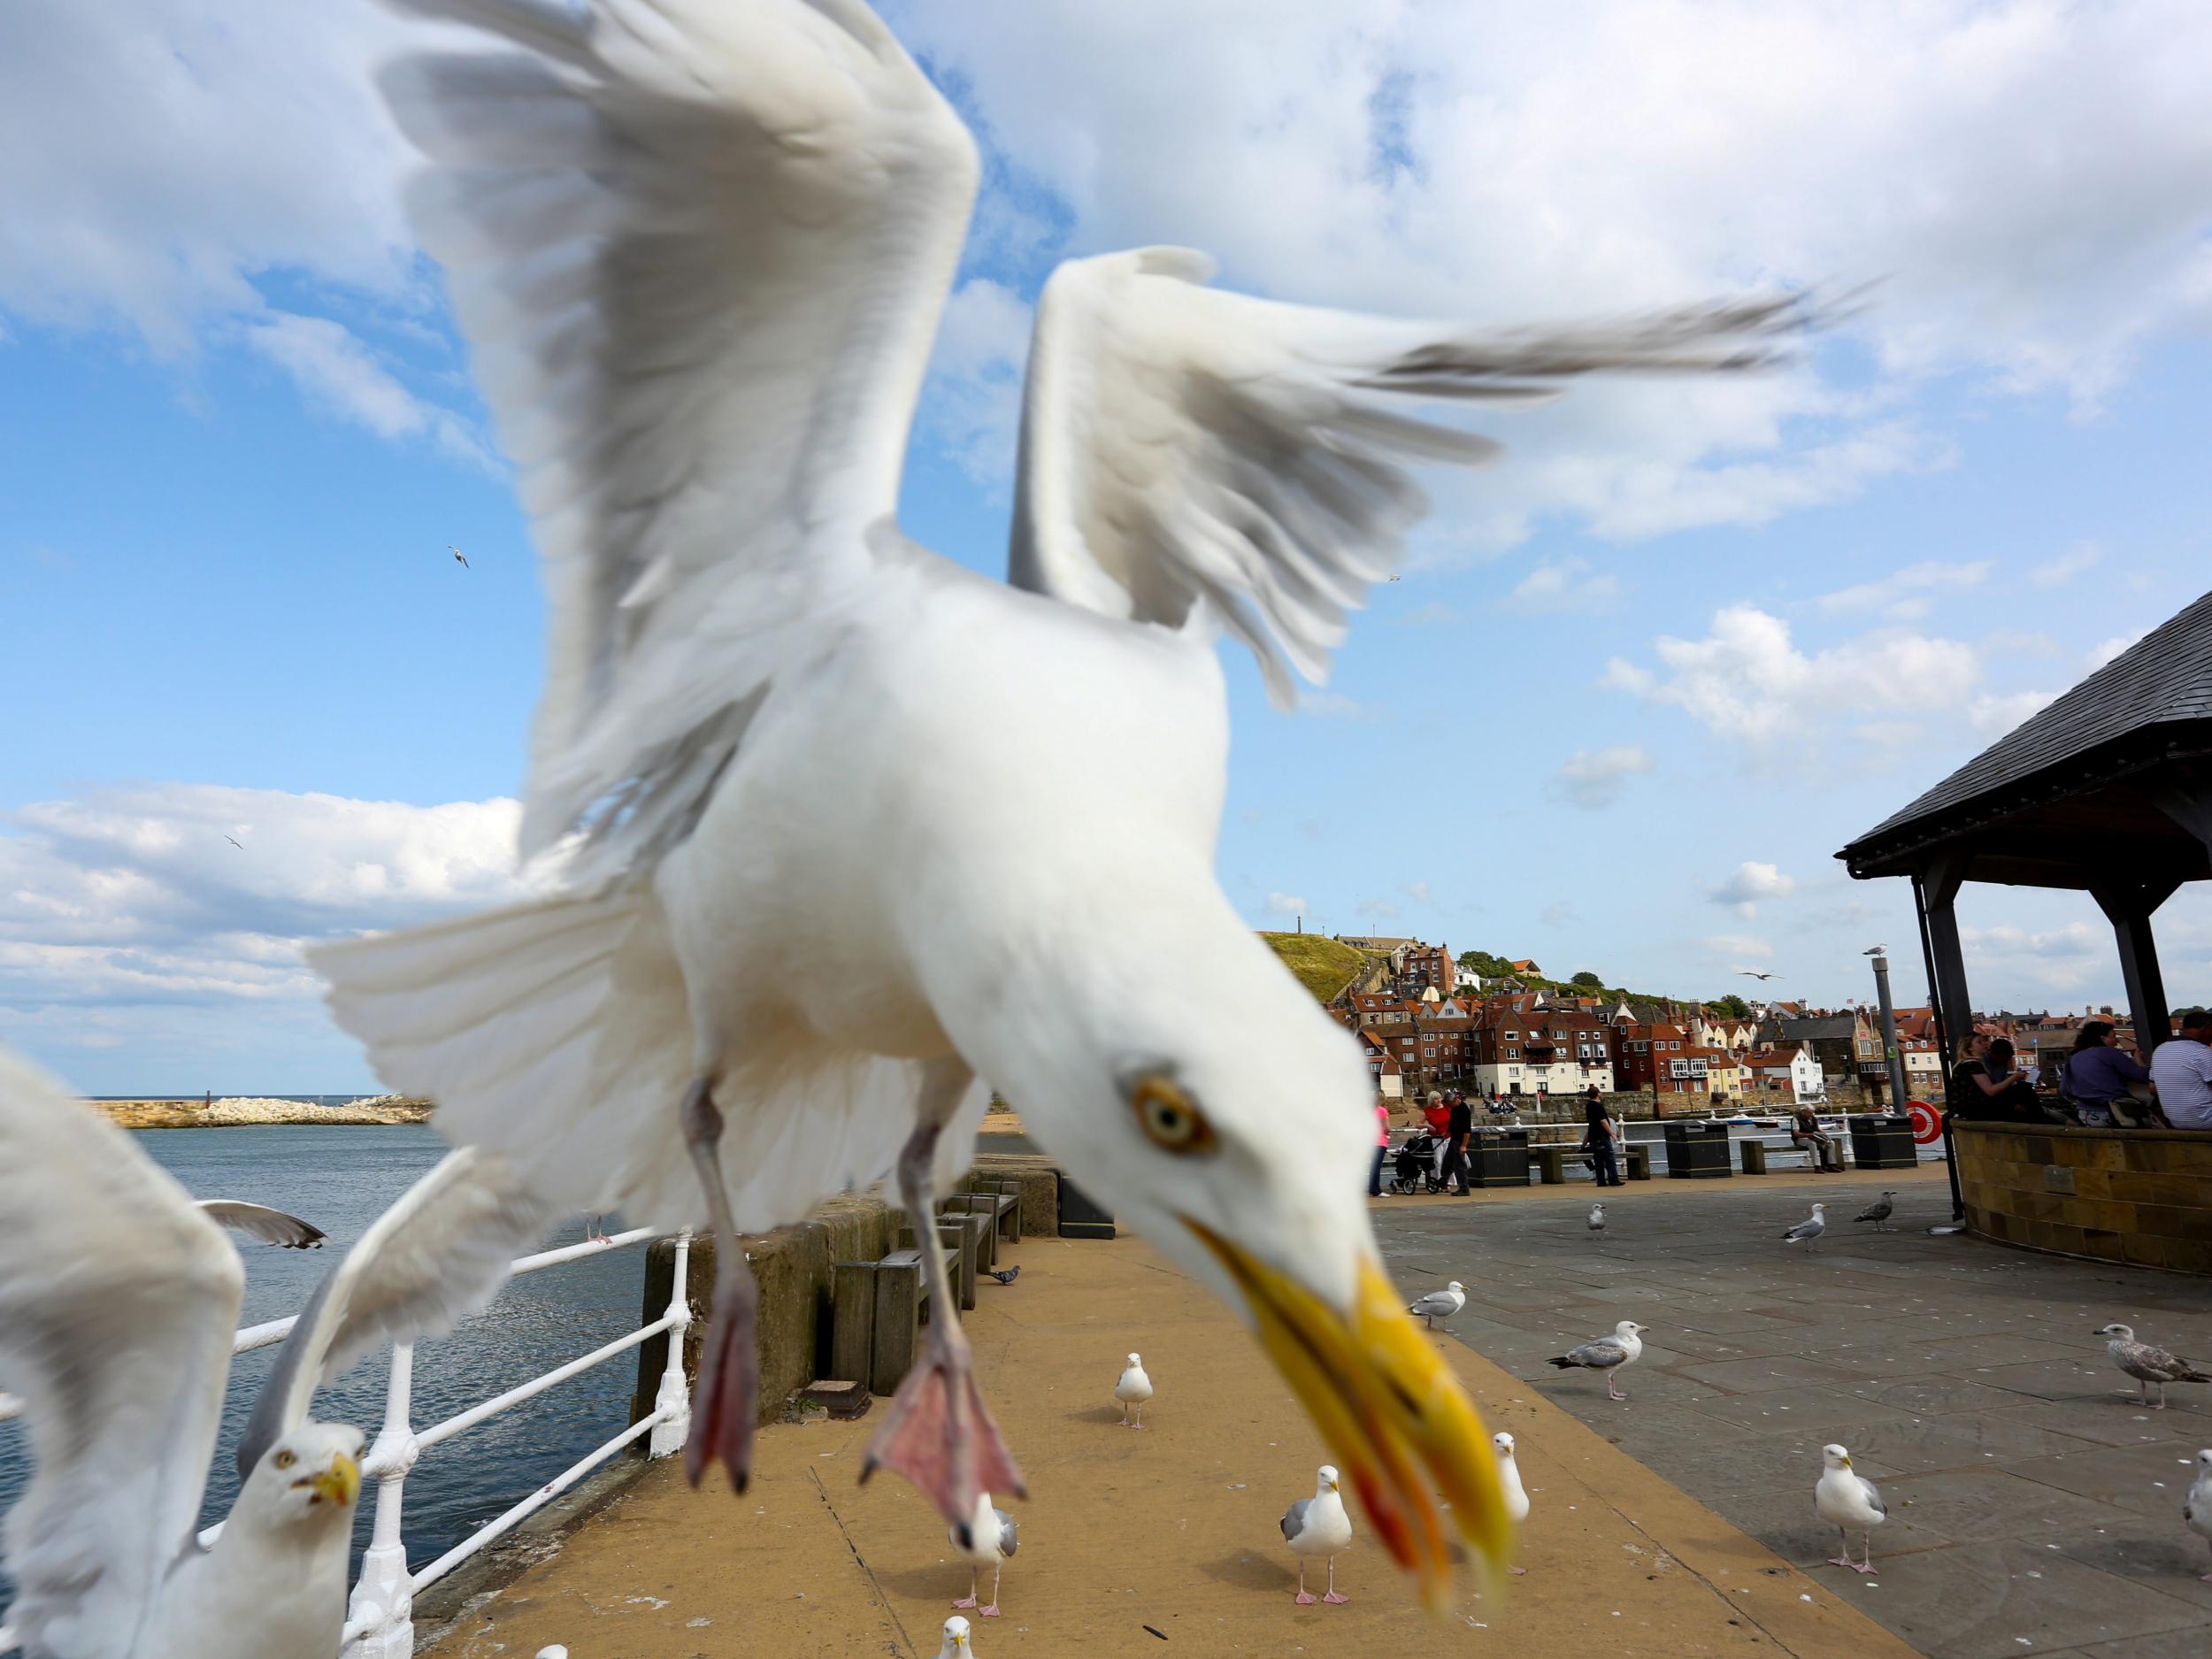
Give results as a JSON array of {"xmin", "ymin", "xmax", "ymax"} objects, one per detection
[
  {"xmin": 1782, "ymin": 1203, "xmax": 1827, "ymax": 1250},
  {"xmin": 1407, "ymin": 1281, "xmax": 1466, "ymax": 1329},
  {"xmin": 0, "ymin": 1045, "xmax": 541, "ymax": 1659},
  {"xmin": 1587, "ymin": 1202, "xmax": 1607, "ymax": 1234},
  {"xmin": 2094, "ymin": 1323, "xmax": 2210, "ymax": 1409},
  {"xmin": 1548, "ymin": 1321, "xmax": 1646, "ymax": 1402},
  {"xmin": 1281, "ymin": 1465, "xmax": 1356, "ymax": 1605},
  {"xmin": 949, "ymin": 1492, "xmax": 1016, "ymax": 1619},
  {"xmin": 1813, "ymin": 1444, "xmax": 1886, "ymax": 1575},
  {"xmin": 1114, "ymin": 1353, "xmax": 1154, "ymax": 1428},
  {"xmin": 1853, "ymin": 1190, "xmax": 1897, "ymax": 1233},
  {"xmin": 319, "ymin": 0, "xmax": 1805, "ymax": 1599},
  {"xmin": 1493, "ymin": 1432, "xmax": 1530, "ymax": 1574},
  {"xmin": 2185, "ymin": 1448, "xmax": 2212, "ymax": 1582}
]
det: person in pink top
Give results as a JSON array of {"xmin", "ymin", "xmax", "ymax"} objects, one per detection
[{"xmin": 1369, "ymin": 1099, "xmax": 1391, "ymax": 1196}]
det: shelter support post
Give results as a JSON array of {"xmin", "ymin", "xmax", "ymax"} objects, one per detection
[
  {"xmin": 1914, "ymin": 860, "xmax": 1969, "ymax": 1225},
  {"xmin": 2093, "ymin": 876, "xmax": 2181, "ymax": 1056}
]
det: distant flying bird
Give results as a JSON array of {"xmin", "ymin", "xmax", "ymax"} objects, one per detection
[
  {"xmin": 318, "ymin": 0, "xmax": 1810, "ymax": 1603},
  {"xmin": 226, "ymin": 835, "xmax": 243, "ymax": 849},
  {"xmin": 449, "ymin": 545, "xmax": 468, "ymax": 567},
  {"xmin": 1738, "ymin": 971, "xmax": 1779, "ymax": 981},
  {"xmin": 1386, "ymin": 573, "xmax": 1402, "ymax": 581},
  {"xmin": 1548, "ymin": 1320, "xmax": 1645, "ymax": 1402},
  {"xmin": 2094, "ymin": 1323, "xmax": 2209, "ymax": 1409}
]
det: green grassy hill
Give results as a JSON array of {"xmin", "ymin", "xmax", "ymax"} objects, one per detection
[{"xmin": 1259, "ymin": 932, "xmax": 1371, "ymax": 1002}]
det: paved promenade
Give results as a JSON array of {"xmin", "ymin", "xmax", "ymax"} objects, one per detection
[
  {"xmin": 1372, "ymin": 1164, "xmax": 2212, "ymax": 1659},
  {"xmin": 424, "ymin": 1209, "xmax": 1924, "ymax": 1658}
]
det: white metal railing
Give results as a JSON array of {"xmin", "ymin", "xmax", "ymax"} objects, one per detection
[{"xmin": 0, "ymin": 1225, "xmax": 693, "ymax": 1659}]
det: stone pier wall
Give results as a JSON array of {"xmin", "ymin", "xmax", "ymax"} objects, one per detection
[{"xmin": 1954, "ymin": 1118, "xmax": 2212, "ymax": 1275}]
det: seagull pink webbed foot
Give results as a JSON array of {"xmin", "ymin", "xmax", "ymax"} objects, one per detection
[{"xmin": 862, "ymin": 1336, "xmax": 1025, "ymax": 1530}]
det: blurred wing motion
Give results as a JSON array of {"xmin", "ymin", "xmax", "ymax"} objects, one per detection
[
  {"xmin": 0, "ymin": 1047, "xmax": 243, "ymax": 1658},
  {"xmin": 197, "ymin": 1200, "xmax": 328, "ymax": 1248},
  {"xmin": 234, "ymin": 1148, "xmax": 546, "ymax": 1479},
  {"xmin": 380, "ymin": 0, "xmax": 979, "ymax": 878},
  {"xmin": 1012, "ymin": 253, "xmax": 1810, "ymax": 703}
]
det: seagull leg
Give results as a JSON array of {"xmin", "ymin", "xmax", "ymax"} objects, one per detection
[
  {"xmin": 1132, "ymin": 1400, "xmax": 1144, "ymax": 1430},
  {"xmin": 1827, "ymin": 1527, "xmax": 1857, "ymax": 1571},
  {"xmin": 1294, "ymin": 1562, "xmax": 1315, "ymax": 1605},
  {"xmin": 861, "ymin": 1059, "xmax": 1025, "ymax": 1531},
  {"xmin": 1118, "ymin": 1401, "xmax": 1130, "ymax": 1427},
  {"xmin": 1607, "ymin": 1372, "xmax": 1627, "ymax": 1402},
  {"xmin": 979, "ymin": 1563, "xmax": 1002, "ymax": 1618},
  {"xmin": 1322, "ymin": 1555, "xmax": 1348, "ymax": 1604},
  {"xmin": 955, "ymin": 1568, "xmax": 979, "ymax": 1611},
  {"xmin": 1855, "ymin": 1534, "xmax": 1878, "ymax": 1575},
  {"xmin": 680, "ymin": 1078, "xmax": 759, "ymax": 1494}
]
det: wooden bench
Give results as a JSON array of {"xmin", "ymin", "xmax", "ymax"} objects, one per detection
[
  {"xmin": 1739, "ymin": 1136, "xmax": 1823, "ymax": 1173},
  {"xmin": 943, "ymin": 1189, "xmax": 1019, "ymax": 1257},
  {"xmin": 1623, "ymin": 1144, "xmax": 1652, "ymax": 1181},
  {"xmin": 833, "ymin": 1245, "xmax": 947, "ymax": 1394},
  {"xmin": 963, "ymin": 1175, "xmax": 1026, "ymax": 1241}
]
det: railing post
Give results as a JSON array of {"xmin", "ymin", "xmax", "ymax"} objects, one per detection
[
  {"xmin": 341, "ymin": 1343, "xmax": 422, "ymax": 1659},
  {"xmin": 648, "ymin": 1228, "xmax": 695, "ymax": 1457}
]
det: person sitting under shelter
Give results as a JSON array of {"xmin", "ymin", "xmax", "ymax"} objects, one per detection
[
  {"xmin": 2148, "ymin": 1009, "xmax": 2212, "ymax": 1129},
  {"xmin": 2062, "ymin": 1020, "xmax": 2154, "ymax": 1127},
  {"xmin": 1951, "ymin": 1034, "xmax": 2040, "ymax": 1121}
]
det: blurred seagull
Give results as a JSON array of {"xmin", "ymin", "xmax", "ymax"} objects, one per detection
[
  {"xmin": 1737, "ymin": 971, "xmax": 1779, "ymax": 981},
  {"xmin": 318, "ymin": 0, "xmax": 1810, "ymax": 1603},
  {"xmin": 1493, "ymin": 1431, "xmax": 1530, "ymax": 1574},
  {"xmin": 2185, "ymin": 1449, "xmax": 2212, "ymax": 1583},
  {"xmin": 226, "ymin": 835, "xmax": 244, "ymax": 850},
  {"xmin": 1548, "ymin": 1320, "xmax": 1645, "ymax": 1402},
  {"xmin": 1587, "ymin": 1202, "xmax": 1607, "ymax": 1233},
  {"xmin": 197, "ymin": 1200, "xmax": 327, "ymax": 1249},
  {"xmin": 2094, "ymin": 1323, "xmax": 2210, "ymax": 1409},
  {"xmin": 1814, "ymin": 1444, "xmax": 1885, "ymax": 1575},
  {"xmin": 0, "ymin": 1045, "xmax": 541, "ymax": 1659},
  {"xmin": 1783, "ymin": 1203, "xmax": 1827, "ymax": 1249},
  {"xmin": 449, "ymin": 545, "xmax": 468, "ymax": 567}
]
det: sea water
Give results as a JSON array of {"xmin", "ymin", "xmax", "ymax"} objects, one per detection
[{"xmin": 0, "ymin": 1124, "xmax": 648, "ymax": 1617}]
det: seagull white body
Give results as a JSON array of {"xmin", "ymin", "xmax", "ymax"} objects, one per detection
[
  {"xmin": 2185, "ymin": 1448, "xmax": 2212, "ymax": 1582},
  {"xmin": 314, "ymin": 0, "xmax": 1809, "ymax": 1596},
  {"xmin": 1407, "ymin": 1281, "xmax": 1466, "ymax": 1328},
  {"xmin": 1814, "ymin": 1443, "xmax": 1885, "ymax": 1574},
  {"xmin": 2093, "ymin": 1323, "xmax": 2211, "ymax": 1409},
  {"xmin": 949, "ymin": 1492, "xmax": 1017, "ymax": 1619},
  {"xmin": 1548, "ymin": 1320, "xmax": 1646, "ymax": 1402},
  {"xmin": 0, "ymin": 1045, "xmax": 540, "ymax": 1659},
  {"xmin": 1282, "ymin": 1465, "xmax": 1356, "ymax": 1605},
  {"xmin": 1493, "ymin": 1431, "xmax": 1532, "ymax": 1576},
  {"xmin": 1588, "ymin": 1203, "xmax": 1607, "ymax": 1233},
  {"xmin": 937, "ymin": 1615, "xmax": 974, "ymax": 1657},
  {"xmin": 1783, "ymin": 1203, "xmax": 1827, "ymax": 1248},
  {"xmin": 1115, "ymin": 1353, "xmax": 1155, "ymax": 1427}
]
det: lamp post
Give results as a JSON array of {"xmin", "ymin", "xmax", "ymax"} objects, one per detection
[{"xmin": 1868, "ymin": 950, "xmax": 1910, "ymax": 1113}]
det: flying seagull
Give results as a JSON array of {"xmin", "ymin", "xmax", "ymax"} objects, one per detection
[
  {"xmin": 1814, "ymin": 1443, "xmax": 1885, "ymax": 1575},
  {"xmin": 1737, "ymin": 971, "xmax": 1779, "ymax": 981},
  {"xmin": 2094, "ymin": 1323, "xmax": 2210, "ymax": 1409},
  {"xmin": 317, "ymin": 0, "xmax": 1809, "ymax": 1602},
  {"xmin": 449, "ymin": 545, "xmax": 468, "ymax": 567},
  {"xmin": 1853, "ymin": 1190, "xmax": 1897, "ymax": 1233},
  {"xmin": 197, "ymin": 1200, "xmax": 327, "ymax": 1248},
  {"xmin": 1548, "ymin": 1320, "xmax": 1645, "ymax": 1402},
  {"xmin": 226, "ymin": 835, "xmax": 244, "ymax": 849},
  {"xmin": 0, "ymin": 1044, "xmax": 541, "ymax": 1659}
]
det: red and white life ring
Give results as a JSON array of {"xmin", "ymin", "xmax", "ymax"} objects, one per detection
[{"xmin": 1907, "ymin": 1099, "xmax": 1943, "ymax": 1145}]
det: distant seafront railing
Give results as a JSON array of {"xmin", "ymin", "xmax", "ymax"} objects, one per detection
[{"xmin": 0, "ymin": 1224, "xmax": 694, "ymax": 1659}]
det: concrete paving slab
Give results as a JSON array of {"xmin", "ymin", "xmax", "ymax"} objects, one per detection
[
  {"xmin": 2008, "ymin": 1440, "xmax": 2212, "ymax": 1518},
  {"xmin": 1839, "ymin": 1414, "xmax": 2111, "ymax": 1476}
]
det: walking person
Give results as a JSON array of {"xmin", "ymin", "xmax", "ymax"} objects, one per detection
[
  {"xmin": 1368, "ymin": 1097, "xmax": 1391, "ymax": 1197},
  {"xmin": 1584, "ymin": 1088, "xmax": 1623, "ymax": 1187},
  {"xmin": 1440, "ymin": 1089, "xmax": 1474, "ymax": 1195}
]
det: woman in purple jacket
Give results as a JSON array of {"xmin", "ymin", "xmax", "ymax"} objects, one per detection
[{"xmin": 2062, "ymin": 1021, "xmax": 2154, "ymax": 1126}]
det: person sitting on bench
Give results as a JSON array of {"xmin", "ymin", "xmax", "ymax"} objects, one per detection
[{"xmin": 1789, "ymin": 1103, "xmax": 1840, "ymax": 1171}]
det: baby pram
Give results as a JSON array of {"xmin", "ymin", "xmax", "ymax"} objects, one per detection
[{"xmin": 1389, "ymin": 1133, "xmax": 1448, "ymax": 1194}]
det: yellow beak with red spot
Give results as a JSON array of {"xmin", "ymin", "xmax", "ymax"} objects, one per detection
[
  {"xmin": 1187, "ymin": 1221, "xmax": 1515, "ymax": 1610},
  {"xmin": 304, "ymin": 1450, "xmax": 362, "ymax": 1507}
]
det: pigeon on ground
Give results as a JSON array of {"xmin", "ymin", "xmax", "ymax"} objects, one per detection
[
  {"xmin": 2093, "ymin": 1324, "xmax": 2210, "ymax": 1409},
  {"xmin": 1782, "ymin": 1203, "xmax": 1827, "ymax": 1249},
  {"xmin": 1493, "ymin": 1432, "xmax": 1530, "ymax": 1574},
  {"xmin": 1587, "ymin": 1202, "xmax": 1606, "ymax": 1233},
  {"xmin": 1407, "ymin": 1281, "xmax": 1466, "ymax": 1329},
  {"xmin": 1548, "ymin": 1320, "xmax": 1646, "ymax": 1402},
  {"xmin": 2185, "ymin": 1448, "xmax": 2212, "ymax": 1583},
  {"xmin": 984, "ymin": 1264, "xmax": 1019, "ymax": 1286},
  {"xmin": 937, "ymin": 1616, "xmax": 974, "ymax": 1657},
  {"xmin": 1281, "ymin": 1465, "xmax": 1355, "ymax": 1604},
  {"xmin": 1115, "ymin": 1353, "xmax": 1154, "ymax": 1428},
  {"xmin": 1814, "ymin": 1443, "xmax": 1885, "ymax": 1575},
  {"xmin": 949, "ymin": 1493, "xmax": 1016, "ymax": 1618},
  {"xmin": 1852, "ymin": 1191, "xmax": 1896, "ymax": 1233}
]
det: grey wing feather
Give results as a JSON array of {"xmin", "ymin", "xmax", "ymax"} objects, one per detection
[
  {"xmin": 1858, "ymin": 1475, "xmax": 1887, "ymax": 1517},
  {"xmin": 2125, "ymin": 1341, "xmax": 2208, "ymax": 1382},
  {"xmin": 1784, "ymin": 1219, "xmax": 1823, "ymax": 1240},
  {"xmin": 1853, "ymin": 1200, "xmax": 1891, "ymax": 1223},
  {"xmin": 995, "ymin": 1509, "xmax": 1018, "ymax": 1556},
  {"xmin": 1281, "ymin": 1498, "xmax": 1311, "ymax": 1541},
  {"xmin": 1569, "ymin": 1338, "xmax": 1626, "ymax": 1369},
  {"xmin": 197, "ymin": 1199, "xmax": 328, "ymax": 1248}
]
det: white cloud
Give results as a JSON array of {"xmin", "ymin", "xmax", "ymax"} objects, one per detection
[
  {"xmin": 1502, "ymin": 557, "xmax": 1621, "ymax": 615},
  {"xmin": 1263, "ymin": 891, "xmax": 1310, "ymax": 918},
  {"xmin": 920, "ymin": 277, "xmax": 1033, "ymax": 488},
  {"xmin": 1816, "ymin": 558, "xmax": 1993, "ymax": 623},
  {"xmin": 1401, "ymin": 879, "xmax": 1432, "ymax": 904},
  {"xmin": 0, "ymin": 785, "xmax": 529, "ymax": 1044},
  {"xmin": 2087, "ymin": 631, "xmax": 2147, "ymax": 672},
  {"xmin": 1548, "ymin": 745, "xmax": 1654, "ymax": 810},
  {"xmin": 1709, "ymin": 861, "xmax": 1796, "ymax": 919},
  {"xmin": 1706, "ymin": 932, "xmax": 1776, "ymax": 961},
  {"xmin": 1969, "ymin": 687, "xmax": 2058, "ymax": 737},
  {"xmin": 244, "ymin": 311, "xmax": 488, "ymax": 465},
  {"xmin": 2032, "ymin": 542, "xmax": 2105, "ymax": 588},
  {"xmin": 1392, "ymin": 601, "xmax": 1463, "ymax": 628}
]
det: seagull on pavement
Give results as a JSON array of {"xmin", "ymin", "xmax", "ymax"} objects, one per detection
[
  {"xmin": 1282, "ymin": 1465, "xmax": 1356, "ymax": 1605},
  {"xmin": 1814, "ymin": 1444, "xmax": 1886, "ymax": 1574},
  {"xmin": 0, "ymin": 1044, "xmax": 541, "ymax": 1659},
  {"xmin": 1783, "ymin": 1203, "xmax": 1827, "ymax": 1249},
  {"xmin": 2185, "ymin": 1448, "xmax": 2212, "ymax": 1583},
  {"xmin": 949, "ymin": 1492, "xmax": 1016, "ymax": 1619},
  {"xmin": 937, "ymin": 1616, "xmax": 974, "ymax": 1658},
  {"xmin": 2094, "ymin": 1323, "xmax": 2210, "ymax": 1409},
  {"xmin": 1494, "ymin": 1432, "xmax": 1530, "ymax": 1574},
  {"xmin": 1853, "ymin": 1191, "xmax": 1897, "ymax": 1233},
  {"xmin": 315, "ymin": 0, "xmax": 1805, "ymax": 1603},
  {"xmin": 1548, "ymin": 1321, "xmax": 1646, "ymax": 1402},
  {"xmin": 1588, "ymin": 1202, "xmax": 1607, "ymax": 1233},
  {"xmin": 1115, "ymin": 1353, "xmax": 1154, "ymax": 1428},
  {"xmin": 1407, "ymin": 1281, "xmax": 1465, "ymax": 1328}
]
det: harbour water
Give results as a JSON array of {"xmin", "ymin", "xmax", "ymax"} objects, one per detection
[{"xmin": 0, "ymin": 1124, "xmax": 648, "ymax": 1617}]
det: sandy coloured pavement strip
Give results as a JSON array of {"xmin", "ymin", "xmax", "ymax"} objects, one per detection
[{"xmin": 422, "ymin": 1219, "xmax": 1925, "ymax": 1658}]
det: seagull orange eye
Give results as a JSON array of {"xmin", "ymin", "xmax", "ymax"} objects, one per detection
[
  {"xmin": 273, "ymin": 1450, "xmax": 296, "ymax": 1471},
  {"xmin": 1131, "ymin": 1076, "xmax": 1215, "ymax": 1154}
]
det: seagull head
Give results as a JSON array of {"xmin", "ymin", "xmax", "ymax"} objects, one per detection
[
  {"xmin": 1492, "ymin": 1430, "xmax": 1516, "ymax": 1457},
  {"xmin": 1821, "ymin": 1444, "xmax": 1855, "ymax": 1471},
  {"xmin": 1810, "ymin": 1202, "xmax": 1826, "ymax": 1215},
  {"xmin": 995, "ymin": 961, "xmax": 1510, "ymax": 1609},
  {"xmin": 2093, "ymin": 1323, "xmax": 2135, "ymax": 1340},
  {"xmin": 236, "ymin": 1421, "xmax": 365, "ymax": 1533},
  {"xmin": 940, "ymin": 1614, "xmax": 972, "ymax": 1656},
  {"xmin": 1446, "ymin": 1279, "xmax": 1464, "ymax": 1294},
  {"xmin": 1317, "ymin": 1463, "xmax": 1342, "ymax": 1495},
  {"xmin": 1615, "ymin": 1320, "xmax": 1646, "ymax": 1338},
  {"xmin": 1126, "ymin": 1352, "xmax": 1142, "ymax": 1368}
]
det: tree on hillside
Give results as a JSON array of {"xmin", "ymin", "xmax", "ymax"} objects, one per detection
[
  {"xmin": 1571, "ymin": 971, "xmax": 1603, "ymax": 988},
  {"xmin": 1710, "ymin": 993, "xmax": 1753, "ymax": 1018}
]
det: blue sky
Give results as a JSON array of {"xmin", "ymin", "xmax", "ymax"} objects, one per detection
[{"xmin": 4, "ymin": 1, "xmax": 2210, "ymax": 1093}]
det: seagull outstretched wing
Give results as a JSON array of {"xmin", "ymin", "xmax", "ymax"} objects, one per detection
[{"xmin": 381, "ymin": 0, "xmax": 979, "ymax": 874}]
